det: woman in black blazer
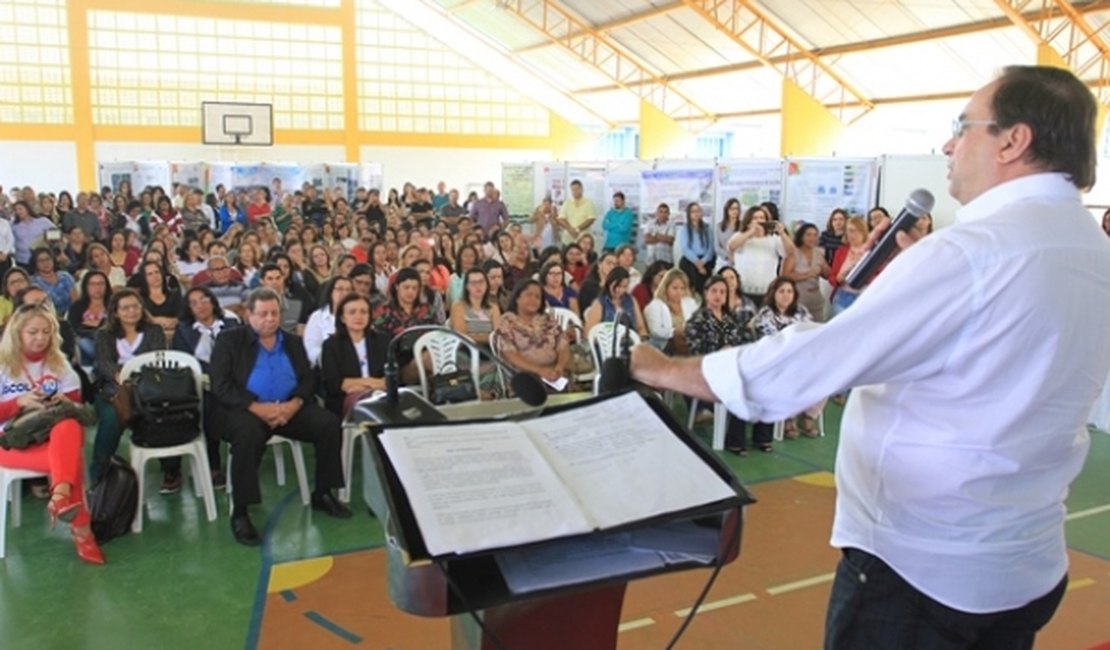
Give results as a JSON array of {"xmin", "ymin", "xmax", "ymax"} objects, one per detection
[
  {"xmin": 172, "ymin": 286, "xmax": 239, "ymax": 487},
  {"xmin": 321, "ymin": 293, "xmax": 386, "ymax": 416}
]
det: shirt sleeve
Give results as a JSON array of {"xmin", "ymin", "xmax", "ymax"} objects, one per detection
[{"xmin": 701, "ymin": 235, "xmax": 976, "ymax": 423}]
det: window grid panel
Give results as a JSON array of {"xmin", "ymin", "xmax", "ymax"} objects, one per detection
[
  {"xmin": 0, "ymin": 0, "xmax": 72, "ymax": 124},
  {"xmin": 89, "ymin": 10, "xmax": 342, "ymax": 129},
  {"xmin": 355, "ymin": 0, "xmax": 548, "ymax": 136}
]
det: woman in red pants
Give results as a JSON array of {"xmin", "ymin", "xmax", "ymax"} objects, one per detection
[{"xmin": 0, "ymin": 303, "xmax": 103, "ymax": 564}]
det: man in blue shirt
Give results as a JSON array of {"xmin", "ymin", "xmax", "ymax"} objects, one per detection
[
  {"xmin": 210, "ymin": 288, "xmax": 351, "ymax": 546},
  {"xmin": 601, "ymin": 192, "xmax": 635, "ymax": 252}
]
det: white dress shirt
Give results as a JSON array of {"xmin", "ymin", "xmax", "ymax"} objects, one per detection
[
  {"xmin": 702, "ymin": 173, "xmax": 1110, "ymax": 613},
  {"xmin": 302, "ymin": 307, "xmax": 335, "ymax": 367}
]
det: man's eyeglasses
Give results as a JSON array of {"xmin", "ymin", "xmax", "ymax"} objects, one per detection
[{"xmin": 951, "ymin": 118, "xmax": 997, "ymax": 138}]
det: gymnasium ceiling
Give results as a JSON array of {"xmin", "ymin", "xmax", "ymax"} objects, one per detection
[{"xmin": 429, "ymin": 0, "xmax": 1110, "ymax": 129}]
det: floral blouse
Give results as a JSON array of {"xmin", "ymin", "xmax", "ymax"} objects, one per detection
[
  {"xmin": 685, "ymin": 307, "xmax": 751, "ymax": 355},
  {"xmin": 496, "ymin": 311, "xmax": 565, "ymax": 367},
  {"xmin": 372, "ymin": 302, "xmax": 437, "ymax": 339},
  {"xmin": 752, "ymin": 304, "xmax": 812, "ymax": 339}
]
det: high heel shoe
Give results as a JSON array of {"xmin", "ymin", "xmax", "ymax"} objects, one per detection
[
  {"xmin": 71, "ymin": 528, "xmax": 105, "ymax": 565},
  {"xmin": 47, "ymin": 491, "xmax": 82, "ymax": 528}
]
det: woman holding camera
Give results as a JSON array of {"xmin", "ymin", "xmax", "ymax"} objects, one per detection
[{"xmin": 727, "ymin": 205, "xmax": 795, "ymax": 304}]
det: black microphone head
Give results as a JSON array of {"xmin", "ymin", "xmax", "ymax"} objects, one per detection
[
  {"xmin": 906, "ymin": 189, "xmax": 936, "ymax": 217},
  {"xmin": 597, "ymin": 356, "xmax": 630, "ymax": 394},
  {"xmin": 510, "ymin": 371, "xmax": 548, "ymax": 407}
]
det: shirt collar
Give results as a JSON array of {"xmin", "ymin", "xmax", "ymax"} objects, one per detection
[
  {"xmin": 955, "ymin": 172, "xmax": 1080, "ymax": 225},
  {"xmin": 248, "ymin": 326, "xmax": 284, "ymax": 349}
]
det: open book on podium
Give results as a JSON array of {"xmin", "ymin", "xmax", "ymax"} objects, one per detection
[{"xmin": 368, "ymin": 390, "xmax": 755, "ymax": 619}]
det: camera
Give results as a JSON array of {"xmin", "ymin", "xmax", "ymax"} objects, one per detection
[{"xmin": 761, "ymin": 222, "xmax": 778, "ymax": 236}]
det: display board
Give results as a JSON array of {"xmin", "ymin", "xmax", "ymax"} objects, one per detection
[
  {"xmin": 98, "ymin": 162, "xmax": 172, "ymax": 195},
  {"xmin": 783, "ymin": 158, "xmax": 878, "ymax": 229},
  {"xmin": 541, "ymin": 163, "xmax": 567, "ymax": 204},
  {"xmin": 359, "ymin": 163, "xmax": 384, "ymax": 195},
  {"xmin": 170, "ymin": 162, "xmax": 207, "ymax": 192},
  {"xmin": 640, "ymin": 167, "xmax": 714, "ymax": 260},
  {"xmin": 501, "ymin": 162, "xmax": 535, "ymax": 221},
  {"xmin": 713, "ymin": 159, "xmax": 784, "ymax": 230},
  {"xmin": 877, "ymin": 155, "xmax": 959, "ymax": 230}
]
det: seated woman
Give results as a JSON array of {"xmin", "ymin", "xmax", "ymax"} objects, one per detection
[
  {"xmin": 752, "ymin": 277, "xmax": 825, "ymax": 438},
  {"xmin": 450, "ymin": 267, "xmax": 501, "ymax": 346},
  {"xmin": 495, "ymin": 279, "xmax": 569, "ymax": 389},
  {"xmin": 81, "ymin": 242, "xmax": 127, "ymax": 288},
  {"xmin": 30, "ymin": 247, "xmax": 79, "ymax": 317},
  {"xmin": 0, "ymin": 267, "xmax": 31, "ymax": 326},
  {"xmin": 481, "ymin": 259, "xmax": 508, "ymax": 311},
  {"xmin": 446, "ymin": 244, "xmax": 481, "ymax": 308},
  {"xmin": 66, "ymin": 270, "xmax": 111, "ymax": 367},
  {"xmin": 91, "ymin": 289, "xmax": 172, "ymax": 486},
  {"xmin": 137, "ymin": 260, "xmax": 184, "ymax": 340},
  {"xmin": 686, "ymin": 275, "xmax": 768, "ymax": 455},
  {"xmin": 539, "ymin": 260, "xmax": 579, "ymax": 314},
  {"xmin": 576, "ymin": 251, "xmax": 617, "ymax": 317},
  {"xmin": 631, "ymin": 260, "xmax": 671, "ymax": 311},
  {"xmin": 828, "ymin": 216, "xmax": 870, "ymax": 317},
  {"xmin": 321, "ymin": 293, "xmax": 386, "ymax": 416},
  {"xmin": 717, "ymin": 266, "xmax": 757, "ymax": 325},
  {"xmin": 0, "ymin": 303, "xmax": 104, "ymax": 564},
  {"xmin": 177, "ymin": 237, "xmax": 207, "ymax": 281},
  {"xmin": 172, "ymin": 286, "xmax": 239, "ymax": 489},
  {"xmin": 582, "ymin": 267, "xmax": 648, "ymax": 340},
  {"xmin": 372, "ymin": 267, "xmax": 438, "ymax": 384},
  {"xmin": 562, "ymin": 243, "xmax": 589, "ymax": 289},
  {"xmin": 614, "ymin": 244, "xmax": 643, "ymax": 289},
  {"xmin": 643, "ymin": 268, "xmax": 698, "ymax": 355},
  {"xmin": 303, "ymin": 276, "xmax": 354, "ymax": 368}
]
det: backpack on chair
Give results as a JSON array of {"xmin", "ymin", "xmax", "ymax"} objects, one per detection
[
  {"xmin": 129, "ymin": 365, "xmax": 201, "ymax": 448},
  {"xmin": 87, "ymin": 456, "xmax": 138, "ymax": 543}
]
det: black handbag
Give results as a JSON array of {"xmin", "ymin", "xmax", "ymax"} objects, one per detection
[
  {"xmin": 0, "ymin": 401, "xmax": 97, "ymax": 450},
  {"xmin": 428, "ymin": 369, "xmax": 477, "ymax": 405},
  {"xmin": 129, "ymin": 365, "xmax": 201, "ymax": 447}
]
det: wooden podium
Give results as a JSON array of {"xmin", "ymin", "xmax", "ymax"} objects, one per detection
[{"xmin": 363, "ymin": 391, "xmax": 755, "ymax": 650}]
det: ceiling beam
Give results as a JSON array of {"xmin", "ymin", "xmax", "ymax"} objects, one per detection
[
  {"xmin": 512, "ymin": 2, "xmax": 684, "ymax": 54},
  {"xmin": 574, "ymin": 0, "xmax": 1109, "ymax": 94}
]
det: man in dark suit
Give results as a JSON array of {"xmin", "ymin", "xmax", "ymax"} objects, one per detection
[{"xmin": 210, "ymin": 287, "xmax": 351, "ymax": 546}]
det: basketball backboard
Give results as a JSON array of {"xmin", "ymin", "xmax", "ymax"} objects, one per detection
[{"xmin": 202, "ymin": 102, "xmax": 273, "ymax": 146}]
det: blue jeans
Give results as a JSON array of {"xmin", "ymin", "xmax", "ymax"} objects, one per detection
[{"xmin": 825, "ymin": 548, "xmax": 1066, "ymax": 650}]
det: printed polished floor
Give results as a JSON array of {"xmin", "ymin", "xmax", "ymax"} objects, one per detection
[{"xmin": 2, "ymin": 403, "xmax": 1108, "ymax": 649}]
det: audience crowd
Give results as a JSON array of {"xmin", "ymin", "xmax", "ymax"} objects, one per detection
[{"xmin": 0, "ymin": 176, "xmax": 927, "ymax": 559}]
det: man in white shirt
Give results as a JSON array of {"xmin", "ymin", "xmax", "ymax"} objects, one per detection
[
  {"xmin": 642, "ymin": 203, "xmax": 675, "ymax": 264},
  {"xmin": 630, "ymin": 66, "xmax": 1110, "ymax": 648}
]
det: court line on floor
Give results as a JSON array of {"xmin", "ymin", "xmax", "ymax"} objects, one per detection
[
  {"xmin": 1066, "ymin": 503, "xmax": 1110, "ymax": 521},
  {"xmin": 1066, "ymin": 577, "xmax": 1096, "ymax": 592},
  {"xmin": 618, "ymin": 618, "xmax": 656, "ymax": 633},
  {"xmin": 766, "ymin": 572, "xmax": 836, "ymax": 596},
  {"xmin": 244, "ymin": 490, "xmax": 299, "ymax": 650},
  {"xmin": 304, "ymin": 611, "xmax": 363, "ymax": 644},
  {"xmin": 674, "ymin": 592, "xmax": 757, "ymax": 617}
]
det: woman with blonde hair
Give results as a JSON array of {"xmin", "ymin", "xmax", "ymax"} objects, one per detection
[
  {"xmin": 828, "ymin": 216, "xmax": 871, "ymax": 317},
  {"xmin": 643, "ymin": 268, "xmax": 698, "ymax": 354},
  {"xmin": 0, "ymin": 304, "xmax": 103, "ymax": 564}
]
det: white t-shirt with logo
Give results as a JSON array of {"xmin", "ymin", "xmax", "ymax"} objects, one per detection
[{"xmin": 0, "ymin": 359, "xmax": 81, "ymax": 430}]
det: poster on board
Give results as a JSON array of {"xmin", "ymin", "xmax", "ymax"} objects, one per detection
[
  {"xmin": 639, "ymin": 168, "xmax": 714, "ymax": 259},
  {"xmin": 171, "ymin": 163, "xmax": 209, "ymax": 192},
  {"xmin": 501, "ymin": 163, "xmax": 535, "ymax": 222},
  {"xmin": 783, "ymin": 158, "xmax": 878, "ymax": 229},
  {"xmin": 714, "ymin": 160, "xmax": 784, "ymax": 229},
  {"xmin": 541, "ymin": 163, "xmax": 566, "ymax": 204},
  {"xmin": 359, "ymin": 163, "xmax": 384, "ymax": 194}
]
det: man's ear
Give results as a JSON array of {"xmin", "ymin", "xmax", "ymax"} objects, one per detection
[{"xmin": 997, "ymin": 122, "xmax": 1035, "ymax": 165}]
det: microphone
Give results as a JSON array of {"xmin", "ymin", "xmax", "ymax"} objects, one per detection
[
  {"xmin": 383, "ymin": 325, "xmax": 547, "ymax": 408},
  {"xmin": 597, "ymin": 310, "xmax": 632, "ymax": 395},
  {"xmin": 845, "ymin": 189, "xmax": 935, "ymax": 290}
]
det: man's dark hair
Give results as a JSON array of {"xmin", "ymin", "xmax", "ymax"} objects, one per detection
[
  {"xmin": 246, "ymin": 287, "xmax": 282, "ymax": 313},
  {"xmin": 990, "ymin": 65, "xmax": 1098, "ymax": 190}
]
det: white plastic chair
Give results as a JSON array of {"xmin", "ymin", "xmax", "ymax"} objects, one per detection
[
  {"xmin": 0, "ymin": 468, "xmax": 48, "ymax": 559},
  {"xmin": 685, "ymin": 399, "xmax": 727, "ymax": 451},
  {"xmin": 413, "ymin": 330, "xmax": 481, "ymax": 404},
  {"xmin": 587, "ymin": 322, "xmax": 641, "ymax": 395},
  {"xmin": 120, "ymin": 350, "xmax": 217, "ymax": 533},
  {"xmin": 550, "ymin": 307, "xmax": 596, "ymax": 384},
  {"xmin": 226, "ymin": 436, "xmax": 311, "ymax": 515}
]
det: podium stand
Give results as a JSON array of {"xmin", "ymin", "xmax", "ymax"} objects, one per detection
[{"xmin": 362, "ymin": 390, "xmax": 755, "ymax": 650}]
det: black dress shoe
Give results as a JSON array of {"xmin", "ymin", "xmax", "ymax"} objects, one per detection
[
  {"xmin": 231, "ymin": 514, "xmax": 262, "ymax": 546},
  {"xmin": 311, "ymin": 492, "xmax": 353, "ymax": 519}
]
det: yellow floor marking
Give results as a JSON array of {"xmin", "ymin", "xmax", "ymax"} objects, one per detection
[
  {"xmin": 1065, "ymin": 504, "xmax": 1110, "ymax": 521},
  {"xmin": 766, "ymin": 572, "xmax": 837, "ymax": 596},
  {"xmin": 792, "ymin": 472, "xmax": 836, "ymax": 488},
  {"xmin": 1066, "ymin": 577, "xmax": 1096, "ymax": 592},
  {"xmin": 267, "ymin": 556, "xmax": 335, "ymax": 593},
  {"xmin": 617, "ymin": 618, "xmax": 656, "ymax": 633},
  {"xmin": 674, "ymin": 592, "xmax": 757, "ymax": 617}
]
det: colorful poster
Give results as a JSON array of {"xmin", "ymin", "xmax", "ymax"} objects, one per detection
[
  {"xmin": 170, "ymin": 162, "xmax": 207, "ymax": 192},
  {"xmin": 501, "ymin": 163, "xmax": 535, "ymax": 220},
  {"xmin": 542, "ymin": 163, "xmax": 566, "ymax": 204},
  {"xmin": 714, "ymin": 160, "xmax": 784, "ymax": 229},
  {"xmin": 783, "ymin": 158, "xmax": 878, "ymax": 230},
  {"xmin": 639, "ymin": 167, "xmax": 714, "ymax": 259}
]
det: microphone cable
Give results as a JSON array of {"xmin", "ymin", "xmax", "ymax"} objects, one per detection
[{"xmin": 663, "ymin": 510, "xmax": 742, "ymax": 650}]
